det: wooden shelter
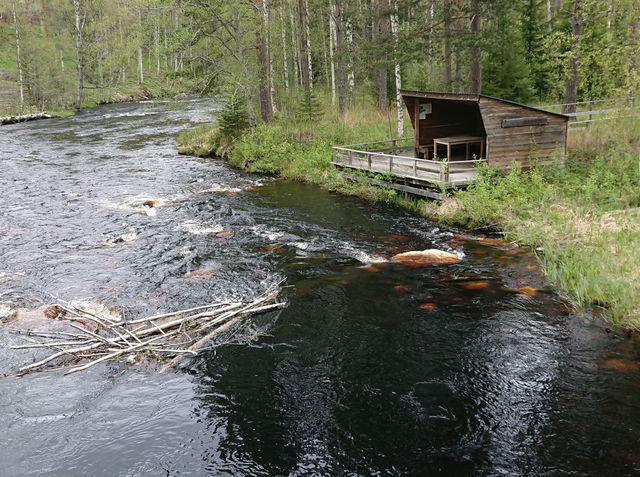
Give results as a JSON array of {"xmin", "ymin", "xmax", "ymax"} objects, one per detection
[
  {"xmin": 331, "ymin": 90, "xmax": 570, "ymax": 199},
  {"xmin": 401, "ymin": 90, "xmax": 570, "ymax": 169}
]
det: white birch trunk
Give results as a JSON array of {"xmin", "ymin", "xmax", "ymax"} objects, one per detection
[
  {"xmin": 289, "ymin": 7, "xmax": 301, "ymax": 88},
  {"xmin": 265, "ymin": 0, "xmax": 277, "ymax": 113},
  {"xmin": 279, "ymin": 4, "xmax": 290, "ymax": 94},
  {"xmin": 155, "ymin": 17, "xmax": 160, "ymax": 74},
  {"xmin": 137, "ymin": 10, "xmax": 144, "ymax": 84},
  {"xmin": 72, "ymin": 0, "xmax": 84, "ymax": 109},
  {"xmin": 11, "ymin": 2, "xmax": 24, "ymax": 113},
  {"xmin": 346, "ymin": 17, "xmax": 354, "ymax": 96},
  {"xmin": 390, "ymin": 2, "xmax": 403, "ymax": 136},
  {"xmin": 329, "ymin": 0, "xmax": 337, "ymax": 106},
  {"xmin": 304, "ymin": 0, "xmax": 313, "ymax": 89}
]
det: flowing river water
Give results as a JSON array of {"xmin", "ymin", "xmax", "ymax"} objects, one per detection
[{"xmin": 1, "ymin": 100, "xmax": 640, "ymax": 476}]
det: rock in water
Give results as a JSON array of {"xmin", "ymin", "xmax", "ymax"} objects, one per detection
[{"xmin": 391, "ymin": 249, "xmax": 462, "ymax": 266}]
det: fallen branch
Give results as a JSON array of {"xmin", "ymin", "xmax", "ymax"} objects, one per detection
[{"xmin": 12, "ymin": 283, "xmax": 286, "ymax": 375}]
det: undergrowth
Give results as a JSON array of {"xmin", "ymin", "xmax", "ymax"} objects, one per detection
[{"xmin": 177, "ymin": 94, "xmax": 640, "ymax": 328}]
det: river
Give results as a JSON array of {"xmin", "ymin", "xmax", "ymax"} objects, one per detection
[{"xmin": 1, "ymin": 99, "xmax": 639, "ymax": 476}]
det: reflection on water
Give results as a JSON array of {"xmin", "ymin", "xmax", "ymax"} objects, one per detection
[{"xmin": 1, "ymin": 100, "xmax": 640, "ymax": 476}]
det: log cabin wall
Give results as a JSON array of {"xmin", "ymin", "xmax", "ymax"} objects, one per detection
[{"xmin": 478, "ymin": 97, "xmax": 568, "ymax": 169}]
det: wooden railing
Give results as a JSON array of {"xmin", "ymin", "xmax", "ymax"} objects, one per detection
[
  {"xmin": 539, "ymin": 98, "xmax": 640, "ymax": 128},
  {"xmin": 332, "ymin": 140, "xmax": 487, "ymax": 185}
]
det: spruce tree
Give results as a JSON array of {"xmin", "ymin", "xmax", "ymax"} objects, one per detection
[
  {"xmin": 297, "ymin": 89, "xmax": 323, "ymax": 123},
  {"xmin": 218, "ymin": 93, "xmax": 250, "ymax": 139}
]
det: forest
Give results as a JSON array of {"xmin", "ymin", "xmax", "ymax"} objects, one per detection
[{"xmin": 1, "ymin": 0, "xmax": 639, "ymax": 118}]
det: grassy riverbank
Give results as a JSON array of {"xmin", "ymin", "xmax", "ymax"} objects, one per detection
[
  {"xmin": 177, "ymin": 97, "xmax": 640, "ymax": 328},
  {"xmin": 0, "ymin": 74, "xmax": 196, "ymax": 118}
]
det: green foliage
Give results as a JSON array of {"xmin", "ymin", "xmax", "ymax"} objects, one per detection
[
  {"xmin": 297, "ymin": 89, "xmax": 324, "ymax": 124},
  {"xmin": 437, "ymin": 119, "xmax": 640, "ymax": 325},
  {"xmin": 482, "ymin": 3, "xmax": 535, "ymax": 102},
  {"xmin": 218, "ymin": 93, "xmax": 250, "ymax": 139}
]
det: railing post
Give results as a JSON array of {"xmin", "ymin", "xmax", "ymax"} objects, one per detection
[
  {"xmin": 348, "ymin": 150, "xmax": 353, "ymax": 166},
  {"xmin": 367, "ymin": 153, "xmax": 372, "ymax": 170},
  {"xmin": 413, "ymin": 159, "xmax": 417, "ymax": 177},
  {"xmin": 389, "ymin": 156, "xmax": 393, "ymax": 173},
  {"xmin": 439, "ymin": 160, "xmax": 450, "ymax": 183}
]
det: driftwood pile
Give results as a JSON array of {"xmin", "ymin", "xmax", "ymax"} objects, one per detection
[{"xmin": 11, "ymin": 283, "xmax": 285, "ymax": 376}]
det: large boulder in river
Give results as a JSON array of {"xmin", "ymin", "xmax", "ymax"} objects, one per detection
[{"xmin": 391, "ymin": 249, "xmax": 462, "ymax": 266}]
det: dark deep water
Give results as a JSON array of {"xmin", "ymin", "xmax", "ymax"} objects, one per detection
[{"xmin": 1, "ymin": 100, "xmax": 640, "ymax": 477}]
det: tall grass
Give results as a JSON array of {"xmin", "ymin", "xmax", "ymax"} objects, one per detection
[
  {"xmin": 437, "ymin": 118, "xmax": 640, "ymax": 326},
  {"xmin": 177, "ymin": 93, "xmax": 415, "ymax": 203},
  {"xmin": 177, "ymin": 95, "xmax": 640, "ymax": 328}
]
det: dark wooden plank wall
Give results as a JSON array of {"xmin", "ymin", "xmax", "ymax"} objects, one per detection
[
  {"xmin": 405, "ymin": 98, "xmax": 485, "ymax": 158},
  {"xmin": 479, "ymin": 97, "xmax": 568, "ymax": 169}
]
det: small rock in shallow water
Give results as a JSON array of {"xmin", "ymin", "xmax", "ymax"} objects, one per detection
[
  {"xmin": 184, "ymin": 269, "xmax": 218, "ymax": 279},
  {"xmin": 102, "ymin": 231, "xmax": 137, "ymax": 246},
  {"xmin": 391, "ymin": 249, "xmax": 463, "ymax": 266},
  {"xmin": 515, "ymin": 286, "xmax": 539, "ymax": 297},
  {"xmin": 603, "ymin": 358, "xmax": 640, "ymax": 373}
]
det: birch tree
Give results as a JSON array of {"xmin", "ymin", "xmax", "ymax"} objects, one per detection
[
  {"xmin": 72, "ymin": 0, "xmax": 86, "ymax": 109},
  {"xmin": 563, "ymin": 0, "xmax": 583, "ymax": 113},
  {"xmin": 390, "ymin": 0, "xmax": 403, "ymax": 136}
]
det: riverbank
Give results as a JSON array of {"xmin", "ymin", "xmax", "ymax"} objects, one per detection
[
  {"xmin": 0, "ymin": 67, "xmax": 197, "ymax": 118},
  {"xmin": 177, "ymin": 99, "xmax": 640, "ymax": 328}
]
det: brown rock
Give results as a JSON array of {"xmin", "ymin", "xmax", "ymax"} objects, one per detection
[
  {"xmin": 184, "ymin": 269, "xmax": 218, "ymax": 279},
  {"xmin": 391, "ymin": 249, "xmax": 462, "ymax": 267},
  {"xmin": 44, "ymin": 305, "xmax": 66, "ymax": 319}
]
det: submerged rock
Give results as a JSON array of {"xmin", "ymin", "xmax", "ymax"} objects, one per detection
[
  {"xmin": 391, "ymin": 249, "xmax": 463, "ymax": 266},
  {"xmin": 183, "ymin": 269, "xmax": 218, "ymax": 279},
  {"xmin": 603, "ymin": 358, "xmax": 640, "ymax": 373},
  {"xmin": 102, "ymin": 231, "xmax": 137, "ymax": 247},
  {"xmin": 0, "ymin": 303, "xmax": 17, "ymax": 322}
]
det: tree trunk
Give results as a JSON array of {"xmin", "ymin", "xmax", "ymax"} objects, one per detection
[
  {"xmin": 469, "ymin": 0, "xmax": 482, "ymax": 93},
  {"xmin": 630, "ymin": 1, "xmax": 639, "ymax": 78},
  {"xmin": 329, "ymin": 0, "xmax": 337, "ymax": 105},
  {"xmin": 374, "ymin": 0, "xmax": 389, "ymax": 111},
  {"xmin": 39, "ymin": 0, "xmax": 49, "ymax": 39},
  {"xmin": 443, "ymin": 0, "xmax": 452, "ymax": 91},
  {"xmin": 155, "ymin": 17, "xmax": 160, "ymax": 74},
  {"xmin": 346, "ymin": 16, "xmax": 355, "ymax": 99},
  {"xmin": 390, "ymin": 0, "xmax": 403, "ymax": 136},
  {"xmin": 265, "ymin": 0, "xmax": 277, "ymax": 113},
  {"xmin": 255, "ymin": 0, "xmax": 273, "ymax": 122},
  {"xmin": 289, "ymin": 7, "xmax": 301, "ymax": 88},
  {"xmin": 279, "ymin": 4, "xmax": 290, "ymax": 94},
  {"xmin": 72, "ymin": 0, "xmax": 84, "ymax": 110},
  {"xmin": 334, "ymin": 0, "xmax": 346, "ymax": 117},
  {"xmin": 137, "ymin": 10, "xmax": 144, "ymax": 84},
  {"xmin": 298, "ymin": 0, "xmax": 313, "ymax": 92},
  {"xmin": 545, "ymin": 0, "xmax": 552, "ymax": 32},
  {"xmin": 304, "ymin": 0, "xmax": 313, "ymax": 89},
  {"xmin": 563, "ymin": 0, "xmax": 583, "ymax": 114},
  {"xmin": 11, "ymin": 1, "xmax": 24, "ymax": 113},
  {"xmin": 426, "ymin": 1, "xmax": 434, "ymax": 78}
]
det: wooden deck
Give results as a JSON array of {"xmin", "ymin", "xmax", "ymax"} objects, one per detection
[{"xmin": 331, "ymin": 138, "xmax": 487, "ymax": 199}]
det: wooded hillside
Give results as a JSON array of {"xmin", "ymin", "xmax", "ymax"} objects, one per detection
[{"xmin": 1, "ymin": 0, "xmax": 638, "ymax": 117}]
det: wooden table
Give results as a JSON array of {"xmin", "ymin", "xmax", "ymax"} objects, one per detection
[{"xmin": 433, "ymin": 135, "xmax": 485, "ymax": 161}]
